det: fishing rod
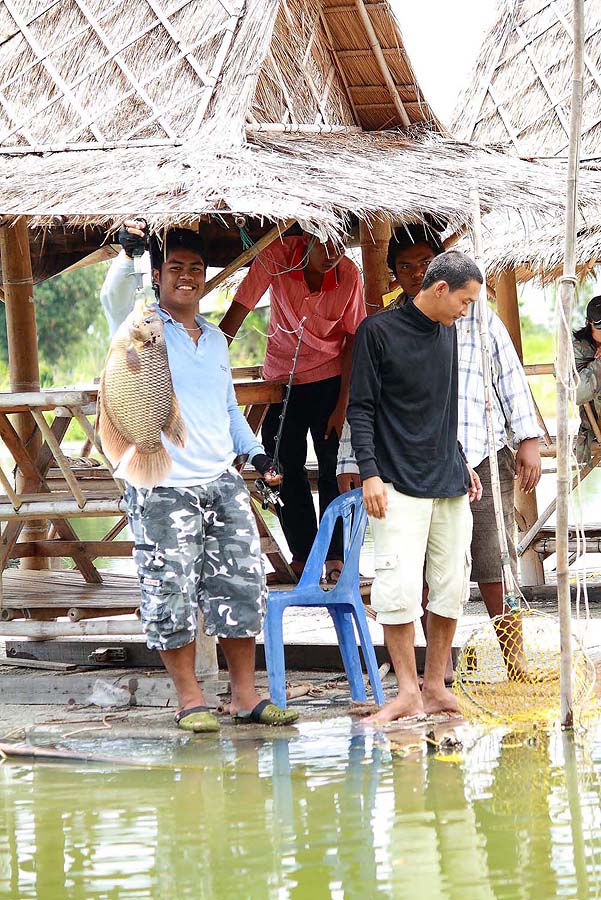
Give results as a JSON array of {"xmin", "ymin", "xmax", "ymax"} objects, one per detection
[{"xmin": 255, "ymin": 316, "xmax": 307, "ymax": 511}]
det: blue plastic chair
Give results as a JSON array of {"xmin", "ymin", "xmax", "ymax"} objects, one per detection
[{"xmin": 264, "ymin": 489, "xmax": 385, "ymax": 709}]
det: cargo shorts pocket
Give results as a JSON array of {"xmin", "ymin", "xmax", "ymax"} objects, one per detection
[
  {"xmin": 372, "ymin": 553, "xmax": 406, "ymax": 614},
  {"xmin": 134, "ymin": 547, "xmax": 193, "ymax": 638}
]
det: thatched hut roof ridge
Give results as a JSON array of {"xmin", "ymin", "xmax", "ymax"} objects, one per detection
[
  {"xmin": 0, "ymin": 0, "xmax": 438, "ymax": 155},
  {"xmin": 451, "ymin": 0, "xmax": 601, "ymax": 282},
  {"xmin": 453, "ymin": 0, "xmax": 601, "ymax": 158}
]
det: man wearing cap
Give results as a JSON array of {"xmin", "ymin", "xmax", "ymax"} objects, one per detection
[
  {"xmin": 219, "ymin": 230, "xmax": 366, "ymax": 583},
  {"xmin": 573, "ymin": 295, "xmax": 601, "ymax": 464},
  {"xmin": 338, "ymin": 224, "xmax": 543, "ymax": 679}
]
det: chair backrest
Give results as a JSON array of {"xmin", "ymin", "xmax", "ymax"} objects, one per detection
[{"xmin": 297, "ymin": 488, "xmax": 367, "ymax": 591}]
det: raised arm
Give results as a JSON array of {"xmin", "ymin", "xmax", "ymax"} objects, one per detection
[
  {"xmin": 100, "ymin": 219, "xmax": 147, "ymax": 336},
  {"xmin": 219, "ymin": 248, "xmax": 276, "ymax": 345}
]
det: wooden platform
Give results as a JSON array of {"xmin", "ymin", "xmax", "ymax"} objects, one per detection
[{"xmin": 0, "ymin": 569, "xmax": 374, "ymax": 634}]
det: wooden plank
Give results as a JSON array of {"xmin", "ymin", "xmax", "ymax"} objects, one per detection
[
  {"xmin": 0, "ymin": 657, "xmax": 78, "ymax": 671},
  {"xmin": 0, "ymin": 671, "xmax": 175, "ymax": 706},
  {"xmin": 0, "ymin": 620, "xmax": 143, "ymax": 637},
  {"xmin": 0, "ymin": 389, "xmax": 95, "ymax": 412},
  {"xmin": 0, "ymin": 499, "xmax": 125, "ymax": 519},
  {"xmin": 234, "ymin": 381, "xmax": 283, "ymax": 405},
  {"xmin": 8, "ymin": 540, "xmax": 133, "ymax": 559}
]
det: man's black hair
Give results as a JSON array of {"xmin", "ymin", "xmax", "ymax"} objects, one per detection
[
  {"xmin": 386, "ymin": 222, "xmax": 444, "ymax": 273},
  {"xmin": 149, "ymin": 227, "xmax": 208, "ymax": 272},
  {"xmin": 573, "ymin": 322, "xmax": 594, "ymax": 344},
  {"xmin": 421, "ymin": 250, "xmax": 483, "ymax": 292}
]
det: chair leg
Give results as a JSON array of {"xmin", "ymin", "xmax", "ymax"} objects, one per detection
[
  {"xmin": 352, "ymin": 603, "xmax": 385, "ymax": 706},
  {"xmin": 329, "ymin": 606, "xmax": 367, "ymax": 702},
  {"xmin": 264, "ymin": 605, "xmax": 288, "ymax": 709}
]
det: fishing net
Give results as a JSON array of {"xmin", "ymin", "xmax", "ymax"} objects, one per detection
[{"xmin": 454, "ymin": 606, "xmax": 595, "ymax": 724}]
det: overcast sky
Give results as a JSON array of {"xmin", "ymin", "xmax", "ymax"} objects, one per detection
[{"xmin": 389, "ymin": 0, "xmax": 499, "ymax": 124}]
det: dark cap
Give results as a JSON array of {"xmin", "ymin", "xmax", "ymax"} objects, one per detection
[{"xmin": 586, "ymin": 295, "xmax": 601, "ymax": 327}]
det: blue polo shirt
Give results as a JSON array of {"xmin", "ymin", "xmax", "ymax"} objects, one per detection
[{"xmin": 101, "ymin": 253, "xmax": 264, "ymax": 487}]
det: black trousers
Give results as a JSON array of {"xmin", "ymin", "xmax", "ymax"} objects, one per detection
[{"xmin": 262, "ymin": 375, "xmax": 343, "ymax": 563}]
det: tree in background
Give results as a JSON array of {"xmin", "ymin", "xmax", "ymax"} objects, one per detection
[{"xmin": 0, "ymin": 263, "xmax": 110, "ymax": 386}]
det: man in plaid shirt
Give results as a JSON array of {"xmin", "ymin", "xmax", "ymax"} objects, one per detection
[{"xmin": 339, "ymin": 227, "xmax": 542, "ymax": 677}]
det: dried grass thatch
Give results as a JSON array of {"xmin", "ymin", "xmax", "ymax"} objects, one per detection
[
  {"xmin": 452, "ymin": 0, "xmax": 601, "ymax": 281},
  {"xmin": 2, "ymin": 131, "xmax": 599, "ymax": 234},
  {"xmin": 0, "ymin": 0, "xmax": 590, "ymax": 247}
]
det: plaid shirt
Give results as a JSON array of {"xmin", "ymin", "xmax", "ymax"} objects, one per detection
[{"xmin": 337, "ymin": 302, "xmax": 541, "ymax": 475}]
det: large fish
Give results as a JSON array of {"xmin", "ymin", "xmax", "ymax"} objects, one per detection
[{"xmin": 99, "ymin": 301, "xmax": 186, "ymax": 487}]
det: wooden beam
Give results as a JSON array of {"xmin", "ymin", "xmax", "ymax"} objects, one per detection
[
  {"xmin": 360, "ymin": 219, "xmax": 391, "ymax": 314},
  {"xmin": 495, "ymin": 269, "xmax": 523, "ymax": 359},
  {"xmin": 0, "ymin": 217, "xmax": 48, "ymax": 572},
  {"xmin": 353, "ymin": 0, "xmax": 411, "ymax": 128},
  {"xmin": 9, "ymin": 541, "xmax": 134, "ymax": 559},
  {"xmin": 203, "ymin": 219, "xmax": 296, "ymax": 296},
  {"xmin": 247, "ymin": 123, "xmax": 361, "ymax": 134}
]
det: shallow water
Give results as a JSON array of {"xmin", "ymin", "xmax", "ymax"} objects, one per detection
[{"xmin": 2, "ymin": 718, "xmax": 601, "ymax": 900}]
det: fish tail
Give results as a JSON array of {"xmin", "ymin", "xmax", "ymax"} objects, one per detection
[
  {"xmin": 163, "ymin": 395, "xmax": 187, "ymax": 449},
  {"xmin": 125, "ymin": 445, "xmax": 172, "ymax": 488}
]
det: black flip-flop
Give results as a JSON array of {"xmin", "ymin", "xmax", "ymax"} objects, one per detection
[{"xmin": 233, "ymin": 699, "xmax": 299, "ymax": 726}]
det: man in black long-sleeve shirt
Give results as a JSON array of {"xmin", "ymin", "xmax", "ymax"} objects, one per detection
[{"xmin": 348, "ymin": 251, "xmax": 483, "ymax": 722}]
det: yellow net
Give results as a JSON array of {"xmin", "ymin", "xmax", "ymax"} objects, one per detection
[{"xmin": 454, "ymin": 607, "xmax": 596, "ymax": 724}]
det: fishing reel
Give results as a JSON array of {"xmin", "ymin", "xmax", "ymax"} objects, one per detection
[{"xmin": 255, "ymin": 477, "xmax": 284, "ymax": 511}]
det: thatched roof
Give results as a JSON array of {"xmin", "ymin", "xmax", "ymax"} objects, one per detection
[
  {"xmin": 0, "ymin": 0, "xmax": 591, "ymax": 260},
  {"xmin": 452, "ymin": 0, "xmax": 601, "ymax": 281}
]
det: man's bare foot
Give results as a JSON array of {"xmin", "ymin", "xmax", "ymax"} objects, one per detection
[
  {"xmin": 363, "ymin": 688, "xmax": 423, "ymax": 724},
  {"xmin": 421, "ymin": 684, "xmax": 460, "ymax": 716}
]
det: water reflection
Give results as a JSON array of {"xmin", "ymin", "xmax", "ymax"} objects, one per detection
[{"xmin": 1, "ymin": 719, "xmax": 601, "ymax": 899}]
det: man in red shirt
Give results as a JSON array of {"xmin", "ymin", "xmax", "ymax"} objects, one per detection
[{"xmin": 220, "ymin": 231, "xmax": 366, "ymax": 581}]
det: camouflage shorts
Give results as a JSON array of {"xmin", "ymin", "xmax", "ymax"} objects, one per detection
[{"xmin": 124, "ymin": 470, "xmax": 266, "ymax": 651}]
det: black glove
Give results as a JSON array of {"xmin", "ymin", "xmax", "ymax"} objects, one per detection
[
  {"xmin": 118, "ymin": 220, "xmax": 147, "ymax": 258},
  {"xmin": 253, "ymin": 453, "xmax": 277, "ymax": 476}
]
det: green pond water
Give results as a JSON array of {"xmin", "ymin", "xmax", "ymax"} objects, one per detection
[{"xmin": 1, "ymin": 718, "xmax": 601, "ymax": 900}]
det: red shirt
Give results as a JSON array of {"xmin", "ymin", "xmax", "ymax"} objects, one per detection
[{"xmin": 234, "ymin": 236, "xmax": 366, "ymax": 384}]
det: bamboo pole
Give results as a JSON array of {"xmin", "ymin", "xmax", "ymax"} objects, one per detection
[
  {"xmin": 354, "ymin": 0, "xmax": 411, "ymax": 128},
  {"xmin": 556, "ymin": 0, "xmax": 584, "ymax": 729},
  {"xmin": 0, "ymin": 217, "xmax": 48, "ymax": 571},
  {"xmin": 203, "ymin": 219, "xmax": 296, "ymax": 297},
  {"xmin": 359, "ymin": 219, "xmax": 391, "ymax": 314}
]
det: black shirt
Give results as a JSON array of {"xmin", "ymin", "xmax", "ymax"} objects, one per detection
[{"xmin": 347, "ymin": 299, "xmax": 469, "ymax": 499}]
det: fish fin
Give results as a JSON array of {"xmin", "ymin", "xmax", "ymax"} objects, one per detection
[
  {"xmin": 163, "ymin": 395, "xmax": 187, "ymax": 449},
  {"xmin": 97, "ymin": 399, "xmax": 131, "ymax": 465},
  {"xmin": 126, "ymin": 343, "xmax": 141, "ymax": 373},
  {"xmin": 125, "ymin": 446, "xmax": 172, "ymax": 488}
]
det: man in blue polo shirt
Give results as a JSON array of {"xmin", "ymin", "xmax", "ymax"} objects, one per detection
[{"xmin": 100, "ymin": 222, "xmax": 298, "ymax": 732}]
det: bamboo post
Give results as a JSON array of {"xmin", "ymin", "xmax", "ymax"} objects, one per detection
[
  {"xmin": 359, "ymin": 219, "xmax": 391, "ymax": 314},
  {"xmin": 556, "ymin": 0, "xmax": 584, "ymax": 729},
  {"xmin": 0, "ymin": 218, "xmax": 48, "ymax": 571},
  {"xmin": 496, "ymin": 267, "xmax": 545, "ymax": 586}
]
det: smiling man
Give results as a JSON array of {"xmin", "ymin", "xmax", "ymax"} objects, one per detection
[
  {"xmin": 348, "ymin": 251, "xmax": 483, "ymax": 723},
  {"xmin": 99, "ymin": 222, "xmax": 298, "ymax": 732}
]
